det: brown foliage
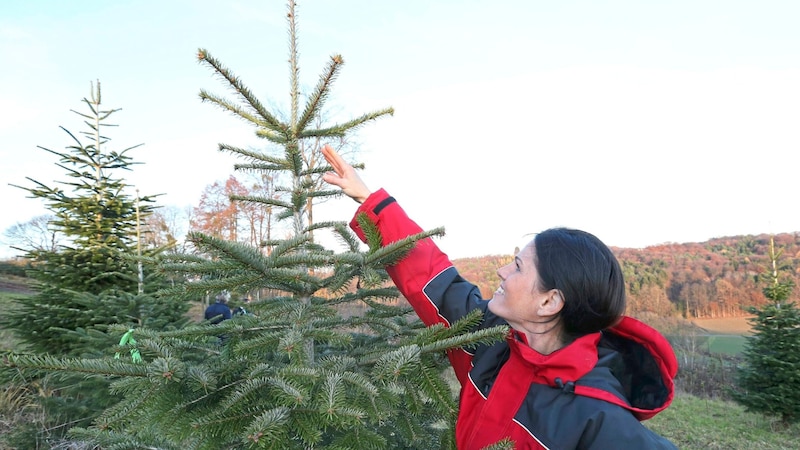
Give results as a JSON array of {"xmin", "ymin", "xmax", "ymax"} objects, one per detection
[
  {"xmin": 451, "ymin": 254, "xmax": 512, "ymax": 298},
  {"xmin": 452, "ymin": 232, "xmax": 800, "ymax": 319},
  {"xmin": 190, "ymin": 175, "xmax": 248, "ymax": 241}
]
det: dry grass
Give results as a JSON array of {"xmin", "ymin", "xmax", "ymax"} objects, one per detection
[
  {"xmin": 692, "ymin": 316, "xmax": 754, "ymax": 335},
  {"xmin": 0, "ymin": 384, "xmax": 45, "ymax": 448}
]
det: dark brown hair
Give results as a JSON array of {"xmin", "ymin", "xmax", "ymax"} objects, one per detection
[{"xmin": 533, "ymin": 228, "xmax": 626, "ymax": 337}]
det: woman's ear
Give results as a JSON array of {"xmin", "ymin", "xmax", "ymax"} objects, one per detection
[{"xmin": 537, "ymin": 289, "xmax": 565, "ymax": 316}]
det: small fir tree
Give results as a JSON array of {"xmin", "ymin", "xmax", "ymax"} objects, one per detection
[
  {"xmin": 5, "ymin": 2, "xmax": 507, "ymax": 449},
  {"xmin": 733, "ymin": 236, "xmax": 800, "ymax": 424},
  {"xmin": 1, "ymin": 82, "xmax": 191, "ymax": 447},
  {"xmin": 4, "ymin": 81, "xmax": 185, "ymax": 355}
]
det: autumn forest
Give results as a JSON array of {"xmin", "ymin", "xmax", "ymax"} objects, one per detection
[{"xmin": 452, "ymin": 232, "xmax": 800, "ymax": 319}]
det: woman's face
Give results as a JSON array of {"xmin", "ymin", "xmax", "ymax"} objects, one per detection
[{"xmin": 488, "ymin": 242, "xmax": 549, "ymax": 327}]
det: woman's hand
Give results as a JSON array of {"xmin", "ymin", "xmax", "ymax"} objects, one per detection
[{"xmin": 321, "ymin": 145, "xmax": 372, "ymax": 204}]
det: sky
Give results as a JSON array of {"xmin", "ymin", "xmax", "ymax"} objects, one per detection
[{"xmin": 1, "ymin": 0, "xmax": 799, "ymax": 260}]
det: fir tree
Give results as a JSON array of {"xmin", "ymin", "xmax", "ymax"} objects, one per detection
[
  {"xmin": 6, "ymin": 2, "xmax": 508, "ymax": 448},
  {"xmin": 1, "ymin": 82, "xmax": 191, "ymax": 447},
  {"xmin": 733, "ymin": 236, "xmax": 800, "ymax": 424},
  {"xmin": 4, "ymin": 81, "xmax": 182, "ymax": 355}
]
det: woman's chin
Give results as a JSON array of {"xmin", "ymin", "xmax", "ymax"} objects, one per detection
[{"xmin": 487, "ymin": 297, "xmax": 500, "ymax": 315}]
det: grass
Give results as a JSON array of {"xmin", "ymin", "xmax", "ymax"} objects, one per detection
[
  {"xmin": 0, "ymin": 290, "xmax": 28, "ymax": 352},
  {"xmin": 705, "ymin": 334, "xmax": 748, "ymax": 355},
  {"xmin": 646, "ymin": 394, "xmax": 800, "ymax": 450},
  {"xmin": 688, "ymin": 316, "xmax": 751, "ymax": 356}
]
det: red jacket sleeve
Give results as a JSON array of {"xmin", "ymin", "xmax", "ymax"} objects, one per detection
[
  {"xmin": 349, "ymin": 189, "xmax": 490, "ymax": 385},
  {"xmin": 350, "ymin": 189, "xmax": 454, "ymax": 327}
]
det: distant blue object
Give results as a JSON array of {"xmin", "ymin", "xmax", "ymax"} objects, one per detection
[{"xmin": 204, "ymin": 299, "xmax": 232, "ymax": 324}]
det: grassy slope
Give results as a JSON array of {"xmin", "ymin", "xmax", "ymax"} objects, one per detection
[
  {"xmin": 0, "ymin": 290, "xmax": 26, "ymax": 352},
  {"xmin": 646, "ymin": 394, "xmax": 800, "ymax": 450}
]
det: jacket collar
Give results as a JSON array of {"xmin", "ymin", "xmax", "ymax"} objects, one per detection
[{"xmin": 507, "ymin": 329, "xmax": 601, "ymax": 387}]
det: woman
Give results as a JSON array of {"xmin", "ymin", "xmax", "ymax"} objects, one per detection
[{"xmin": 322, "ymin": 145, "xmax": 678, "ymax": 449}]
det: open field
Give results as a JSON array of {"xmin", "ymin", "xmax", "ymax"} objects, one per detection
[
  {"xmin": 0, "ymin": 278, "xmax": 34, "ymax": 296},
  {"xmin": 702, "ymin": 335, "xmax": 748, "ymax": 355},
  {"xmin": 692, "ymin": 316, "xmax": 753, "ymax": 335},
  {"xmin": 690, "ymin": 316, "xmax": 753, "ymax": 355}
]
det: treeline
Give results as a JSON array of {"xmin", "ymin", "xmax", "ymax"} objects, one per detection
[
  {"xmin": 6, "ymin": 232, "xmax": 798, "ymax": 321},
  {"xmin": 451, "ymin": 232, "xmax": 800, "ymax": 319}
]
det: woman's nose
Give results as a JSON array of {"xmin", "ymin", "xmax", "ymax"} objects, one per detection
[{"xmin": 497, "ymin": 265, "xmax": 508, "ymax": 280}]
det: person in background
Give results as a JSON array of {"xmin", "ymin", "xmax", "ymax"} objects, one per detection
[
  {"xmin": 321, "ymin": 145, "xmax": 678, "ymax": 450},
  {"xmin": 204, "ymin": 290, "xmax": 232, "ymax": 324}
]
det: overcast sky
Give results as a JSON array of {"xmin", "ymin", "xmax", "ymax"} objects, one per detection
[{"xmin": 1, "ymin": 0, "xmax": 799, "ymax": 259}]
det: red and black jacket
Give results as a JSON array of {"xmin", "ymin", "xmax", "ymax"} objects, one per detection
[{"xmin": 350, "ymin": 189, "xmax": 679, "ymax": 450}]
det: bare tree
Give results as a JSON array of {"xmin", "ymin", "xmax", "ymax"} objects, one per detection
[
  {"xmin": 238, "ymin": 172, "xmax": 283, "ymax": 252},
  {"xmin": 140, "ymin": 205, "xmax": 191, "ymax": 252},
  {"xmin": 2, "ymin": 214, "xmax": 62, "ymax": 254}
]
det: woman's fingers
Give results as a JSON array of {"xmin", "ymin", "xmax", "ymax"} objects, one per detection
[
  {"xmin": 322, "ymin": 145, "xmax": 346, "ymax": 177},
  {"xmin": 321, "ymin": 145, "xmax": 346, "ymax": 187},
  {"xmin": 320, "ymin": 144, "xmax": 370, "ymax": 203}
]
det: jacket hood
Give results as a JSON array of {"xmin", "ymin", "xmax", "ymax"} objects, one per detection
[
  {"xmin": 506, "ymin": 316, "xmax": 677, "ymax": 420},
  {"xmin": 579, "ymin": 316, "xmax": 678, "ymax": 420}
]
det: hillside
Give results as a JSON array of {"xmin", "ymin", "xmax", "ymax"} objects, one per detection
[
  {"xmin": 0, "ymin": 278, "xmax": 34, "ymax": 295},
  {"xmin": 2, "ymin": 232, "xmax": 798, "ymax": 320},
  {"xmin": 453, "ymin": 232, "xmax": 800, "ymax": 319}
]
